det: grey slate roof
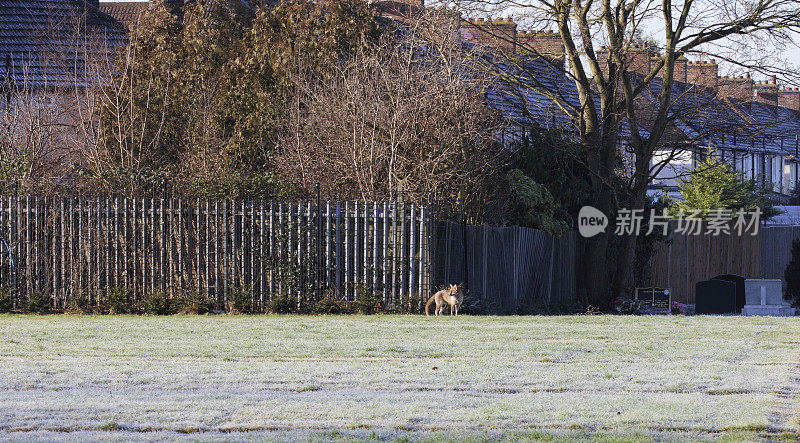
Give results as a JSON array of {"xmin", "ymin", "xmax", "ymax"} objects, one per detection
[
  {"xmin": 99, "ymin": 1, "xmax": 149, "ymax": 29},
  {"xmin": 648, "ymin": 76, "xmax": 800, "ymax": 156},
  {"xmin": 0, "ymin": 0, "xmax": 128, "ymax": 88},
  {"xmin": 485, "ymin": 53, "xmax": 649, "ymax": 141},
  {"xmin": 488, "ymin": 55, "xmax": 799, "ymax": 157}
]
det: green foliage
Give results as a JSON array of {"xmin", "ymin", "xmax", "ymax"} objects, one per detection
[
  {"xmin": 0, "ymin": 286, "xmax": 13, "ymax": 313},
  {"xmin": 783, "ymin": 239, "xmax": 800, "ymax": 308},
  {"xmin": 354, "ymin": 286, "xmax": 379, "ymax": 315},
  {"xmin": 673, "ymin": 156, "xmax": 780, "ymax": 220},
  {"xmin": 177, "ymin": 290, "xmax": 216, "ymax": 315},
  {"xmin": 393, "ymin": 292, "xmax": 422, "ymax": 314},
  {"xmin": 227, "ymin": 287, "xmax": 255, "ymax": 314},
  {"xmin": 613, "ymin": 297, "xmax": 652, "ymax": 315},
  {"xmin": 184, "ymin": 172, "xmax": 287, "ymax": 200},
  {"xmin": 25, "ymin": 292, "xmax": 50, "ymax": 314},
  {"xmin": 511, "ymin": 130, "xmax": 591, "ymax": 214},
  {"xmin": 141, "ymin": 292, "xmax": 178, "ymax": 315},
  {"xmin": 505, "ymin": 169, "xmax": 569, "ymax": 237},
  {"xmin": 98, "ymin": 0, "xmax": 384, "ymax": 183},
  {"xmin": 507, "ymin": 129, "xmax": 591, "ymax": 231},
  {"xmin": 458, "ymin": 291, "xmax": 494, "ymax": 315},
  {"xmin": 266, "ymin": 296, "xmax": 297, "ymax": 314},
  {"xmin": 66, "ymin": 293, "xmax": 91, "ymax": 314},
  {"xmin": 313, "ymin": 297, "xmax": 343, "ymax": 315},
  {"xmin": 105, "ymin": 287, "xmax": 133, "ymax": 315}
]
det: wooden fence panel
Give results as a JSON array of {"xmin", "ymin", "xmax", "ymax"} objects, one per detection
[
  {"xmin": 0, "ymin": 196, "xmax": 429, "ymax": 311},
  {"xmin": 430, "ymin": 222, "xmax": 577, "ymax": 314},
  {"xmin": 647, "ymin": 223, "xmax": 800, "ymax": 304}
]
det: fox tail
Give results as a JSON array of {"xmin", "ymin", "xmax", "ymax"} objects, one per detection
[{"xmin": 425, "ymin": 295, "xmax": 436, "ymax": 316}]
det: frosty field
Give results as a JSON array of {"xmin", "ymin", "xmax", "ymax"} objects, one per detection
[{"xmin": 0, "ymin": 315, "xmax": 799, "ymax": 441}]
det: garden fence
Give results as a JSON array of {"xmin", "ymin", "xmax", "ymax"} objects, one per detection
[
  {"xmin": 430, "ymin": 222, "xmax": 577, "ymax": 314},
  {"xmin": 650, "ymin": 224, "xmax": 800, "ymax": 304},
  {"xmin": 0, "ymin": 196, "xmax": 428, "ymax": 311}
]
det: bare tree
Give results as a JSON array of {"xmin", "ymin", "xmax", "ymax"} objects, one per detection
[
  {"xmin": 275, "ymin": 30, "xmax": 507, "ymax": 218},
  {"xmin": 445, "ymin": 0, "xmax": 800, "ymax": 305}
]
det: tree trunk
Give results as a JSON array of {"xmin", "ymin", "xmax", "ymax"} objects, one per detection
[
  {"xmin": 576, "ymin": 177, "xmax": 614, "ymax": 308},
  {"xmin": 578, "ymin": 232, "xmax": 610, "ymax": 308},
  {"xmin": 612, "ymin": 188, "xmax": 648, "ymax": 300}
]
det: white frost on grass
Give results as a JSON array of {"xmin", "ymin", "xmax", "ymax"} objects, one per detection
[{"xmin": 0, "ymin": 315, "xmax": 798, "ymax": 440}]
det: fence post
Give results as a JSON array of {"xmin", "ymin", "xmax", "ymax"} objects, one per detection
[
  {"xmin": 373, "ymin": 202, "xmax": 379, "ymax": 302},
  {"xmin": 482, "ymin": 223, "xmax": 487, "ymax": 300},
  {"xmin": 326, "ymin": 201, "xmax": 331, "ymax": 289},
  {"xmin": 382, "ymin": 201, "xmax": 388, "ymax": 305},
  {"xmin": 335, "ymin": 201, "xmax": 341, "ymax": 297},
  {"xmin": 363, "ymin": 201, "xmax": 368, "ymax": 286},
  {"xmin": 513, "ymin": 226, "xmax": 519, "ymax": 306},
  {"xmin": 316, "ymin": 184, "xmax": 322, "ymax": 302},
  {"xmin": 409, "ymin": 204, "xmax": 416, "ymax": 301},
  {"xmin": 462, "ymin": 217, "xmax": 468, "ymax": 295},
  {"xmin": 427, "ymin": 196, "xmax": 435, "ymax": 300},
  {"xmin": 347, "ymin": 201, "xmax": 353, "ymax": 299},
  {"xmin": 418, "ymin": 206, "xmax": 425, "ymax": 312}
]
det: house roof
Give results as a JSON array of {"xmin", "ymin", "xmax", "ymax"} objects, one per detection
[
  {"xmin": 0, "ymin": 0, "xmax": 128, "ymax": 88},
  {"xmin": 99, "ymin": 1, "xmax": 149, "ymax": 29},
  {"xmin": 485, "ymin": 52, "xmax": 649, "ymax": 141},
  {"xmin": 489, "ymin": 56, "xmax": 800, "ymax": 158}
]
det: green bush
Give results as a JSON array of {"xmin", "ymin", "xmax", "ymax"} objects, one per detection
[
  {"xmin": 26, "ymin": 292, "xmax": 50, "ymax": 314},
  {"xmin": 177, "ymin": 290, "xmax": 216, "ymax": 315},
  {"xmin": 141, "ymin": 292, "xmax": 177, "ymax": 315},
  {"xmin": 0, "ymin": 286, "xmax": 13, "ymax": 313},
  {"xmin": 266, "ymin": 296, "xmax": 297, "ymax": 314},
  {"xmin": 354, "ymin": 286, "xmax": 379, "ymax": 314},
  {"xmin": 459, "ymin": 291, "xmax": 491, "ymax": 315},
  {"xmin": 387, "ymin": 292, "xmax": 421, "ymax": 314},
  {"xmin": 227, "ymin": 287, "xmax": 255, "ymax": 314},
  {"xmin": 313, "ymin": 298, "xmax": 343, "ymax": 314},
  {"xmin": 613, "ymin": 297, "xmax": 652, "ymax": 315},
  {"xmin": 66, "ymin": 294, "xmax": 91, "ymax": 314},
  {"xmin": 105, "ymin": 287, "xmax": 133, "ymax": 315}
]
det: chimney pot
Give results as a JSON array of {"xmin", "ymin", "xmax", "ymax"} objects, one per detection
[{"xmin": 771, "ymin": 75, "xmax": 777, "ymax": 84}]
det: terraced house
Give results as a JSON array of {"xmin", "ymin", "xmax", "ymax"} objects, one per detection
[
  {"xmin": 459, "ymin": 18, "xmax": 800, "ymax": 199},
  {"xmin": 3, "ymin": 0, "xmax": 800, "ymax": 198}
]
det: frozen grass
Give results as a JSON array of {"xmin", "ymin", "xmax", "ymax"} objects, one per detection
[{"xmin": 0, "ymin": 315, "xmax": 799, "ymax": 441}]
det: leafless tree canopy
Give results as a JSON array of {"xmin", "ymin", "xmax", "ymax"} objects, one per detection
[{"xmin": 274, "ymin": 32, "xmax": 507, "ymax": 214}]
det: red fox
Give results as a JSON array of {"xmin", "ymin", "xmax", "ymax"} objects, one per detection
[{"xmin": 425, "ymin": 284, "xmax": 463, "ymax": 316}]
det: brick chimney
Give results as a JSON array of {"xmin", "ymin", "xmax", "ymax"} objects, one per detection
[
  {"xmin": 627, "ymin": 44, "xmax": 652, "ymax": 75},
  {"xmin": 516, "ymin": 30, "xmax": 565, "ymax": 66},
  {"xmin": 686, "ymin": 60, "xmax": 718, "ymax": 89},
  {"xmin": 779, "ymin": 87, "xmax": 800, "ymax": 111},
  {"xmin": 718, "ymin": 74, "xmax": 754, "ymax": 102},
  {"xmin": 673, "ymin": 56, "xmax": 687, "ymax": 83},
  {"xmin": 754, "ymin": 76, "xmax": 778, "ymax": 106},
  {"xmin": 592, "ymin": 44, "xmax": 658, "ymax": 78},
  {"xmin": 460, "ymin": 17, "xmax": 517, "ymax": 53}
]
